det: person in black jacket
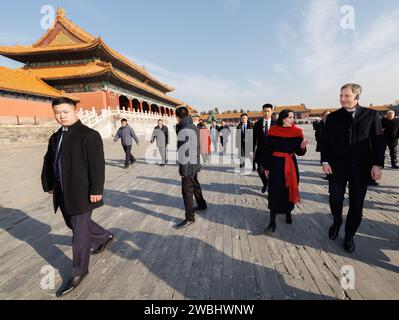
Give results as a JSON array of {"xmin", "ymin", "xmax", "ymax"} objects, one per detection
[
  {"xmin": 321, "ymin": 83, "xmax": 385, "ymax": 253},
  {"xmin": 381, "ymin": 110, "xmax": 399, "ymax": 169},
  {"xmin": 151, "ymin": 119, "xmax": 169, "ymax": 166},
  {"xmin": 41, "ymin": 97, "xmax": 113, "ymax": 296},
  {"xmin": 236, "ymin": 113, "xmax": 254, "ymax": 172},
  {"xmin": 253, "ymin": 104, "xmax": 277, "ymax": 193},
  {"xmin": 175, "ymin": 107, "xmax": 207, "ymax": 229},
  {"xmin": 218, "ymin": 120, "xmax": 231, "ymax": 155},
  {"xmin": 314, "ymin": 110, "xmax": 330, "ymax": 179}
]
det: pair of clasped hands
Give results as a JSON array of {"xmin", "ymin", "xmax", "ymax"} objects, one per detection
[{"xmin": 264, "ymin": 138, "xmax": 309, "ymax": 178}]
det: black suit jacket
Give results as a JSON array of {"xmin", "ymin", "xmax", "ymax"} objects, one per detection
[
  {"xmin": 151, "ymin": 125, "xmax": 169, "ymax": 147},
  {"xmin": 236, "ymin": 121, "xmax": 254, "ymax": 148},
  {"xmin": 176, "ymin": 117, "xmax": 201, "ymax": 177},
  {"xmin": 41, "ymin": 120, "xmax": 105, "ymax": 216},
  {"xmin": 321, "ymin": 106, "xmax": 385, "ymax": 185},
  {"xmin": 253, "ymin": 118, "xmax": 277, "ymax": 165}
]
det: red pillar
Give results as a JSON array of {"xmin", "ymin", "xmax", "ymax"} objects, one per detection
[
  {"xmin": 128, "ymin": 98, "xmax": 133, "ymax": 112},
  {"xmin": 139, "ymin": 101, "xmax": 143, "ymax": 113}
]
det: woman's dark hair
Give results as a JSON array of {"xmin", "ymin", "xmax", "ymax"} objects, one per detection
[{"xmin": 276, "ymin": 109, "xmax": 294, "ymax": 126}]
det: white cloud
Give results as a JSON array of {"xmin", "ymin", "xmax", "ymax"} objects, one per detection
[
  {"xmin": 290, "ymin": 0, "xmax": 399, "ymax": 107},
  {"xmin": 124, "ymin": 54, "xmax": 276, "ymax": 111}
]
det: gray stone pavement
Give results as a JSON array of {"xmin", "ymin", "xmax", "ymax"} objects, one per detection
[{"xmin": 0, "ymin": 125, "xmax": 398, "ymax": 300}]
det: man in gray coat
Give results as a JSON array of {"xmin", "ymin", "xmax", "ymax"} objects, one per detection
[
  {"xmin": 114, "ymin": 118, "xmax": 139, "ymax": 168},
  {"xmin": 151, "ymin": 119, "xmax": 169, "ymax": 166}
]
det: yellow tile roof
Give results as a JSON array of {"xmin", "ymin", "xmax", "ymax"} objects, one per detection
[
  {"xmin": 24, "ymin": 61, "xmax": 183, "ymax": 106},
  {"xmin": 0, "ymin": 66, "xmax": 78, "ymax": 101},
  {"xmin": 0, "ymin": 8, "xmax": 174, "ymax": 93}
]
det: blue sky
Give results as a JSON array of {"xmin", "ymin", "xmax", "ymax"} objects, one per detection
[{"xmin": 1, "ymin": 0, "xmax": 398, "ymax": 111}]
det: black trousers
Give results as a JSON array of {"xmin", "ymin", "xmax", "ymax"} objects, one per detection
[
  {"xmin": 57, "ymin": 187, "xmax": 111, "ymax": 277},
  {"xmin": 328, "ymin": 180, "xmax": 368, "ymax": 238},
  {"xmin": 387, "ymin": 144, "xmax": 398, "ymax": 167},
  {"xmin": 123, "ymin": 145, "xmax": 135, "ymax": 167},
  {"xmin": 181, "ymin": 174, "xmax": 206, "ymax": 221},
  {"xmin": 256, "ymin": 163, "xmax": 269, "ymax": 187}
]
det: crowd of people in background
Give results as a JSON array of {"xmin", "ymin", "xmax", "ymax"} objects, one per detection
[{"xmin": 41, "ymin": 83, "xmax": 398, "ymax": 296}]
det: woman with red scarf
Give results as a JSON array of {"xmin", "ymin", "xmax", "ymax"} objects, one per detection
[{"xmin": 264, "ymin": 109, "xmax": 308, "ymax": 234}]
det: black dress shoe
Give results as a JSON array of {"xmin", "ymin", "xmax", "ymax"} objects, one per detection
[
  {"xmin": 392, "ymin": 165, "xmax": 399, "ymax": 169},
  {"xmin": 264, "ymin": 221, "xmax": 276, "ymax": 234},
  {"xmin": 261, "ymin": 185, "xmax": 267, "ymax": 194},
  {"xmin": 91, "ymin": 234, "xmax": 115, "ymax": 255},
  {"xmin": 285, "ymin": 213, "xmax": 293, "ymax": 224},
  {"xmin": 193, "ymin": 205, "xmax": 207, "ymax": 212},
  {"xmin": 175, "ymin": 219, "xmax": 195, "ymax": 229},
  {"xmin": 344, "ymin": 237, "xmax": 356, "ymax": 252},
  {"xmin": 56, "ymin": 272, "xmax": 88, "ymax": 297},
  {"xmin": 329, "ymin": 224, "xmax": 341, "ymax": 240}
]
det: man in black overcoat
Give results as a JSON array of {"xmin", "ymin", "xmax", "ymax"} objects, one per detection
[
  {"xmin": 321, "ymin": 84, "xmax": 385, "ymax": 252},
  {"xmin": 41, "ymin": 97, "xmax": 114, "ymax": 296},
  {"xmin": 253, "ymin": 104, "xmax": 277, "ymax": 193}
]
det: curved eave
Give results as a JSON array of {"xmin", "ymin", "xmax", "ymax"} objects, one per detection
[{"xmin": 35, "ymin": 66, "xmax": 182, "ymax": 107}]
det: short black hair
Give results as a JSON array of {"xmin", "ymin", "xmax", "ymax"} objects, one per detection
[
  {"xmin": 176, "ymin": 106, "xmax": 189, "ymax": 119},
  {"xmin": 52, "ymin": 97, "xmax": 77, "ymax": 108},
  {"xmin": 240, "ymin": 113, "xmax": 248, "ymax": 118},
  {"xmin": 121, "ymin": 118, "xmax": 128, "ymax": 122},
  {"xmin": 262, "ymin": 104, "xmax": 274, "ymax": 111},
  {"xmin": 276, "ymin": 109, "xmax": 294, "ymax": 126}
]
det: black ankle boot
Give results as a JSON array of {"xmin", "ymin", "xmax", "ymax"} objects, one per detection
[
  {"xmin": 265, "ymin": 214, "xmax": 276, "ymax": 233},
  {"xmin": 285, "ymin": 213, "xmax": 292, "ymax": 224}
]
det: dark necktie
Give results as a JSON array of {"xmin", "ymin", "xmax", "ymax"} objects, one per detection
[{"xmin": 264, "ymin": 121, "xmax": 269, "ymax": 135}]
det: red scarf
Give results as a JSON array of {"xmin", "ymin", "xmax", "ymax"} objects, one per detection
[
  {"xmin": 268, "ymin": 124, "xmax": 304, "ymax": 139},
  {"xmin": 268, "ymin": 125, "xmax": 303, "ymax": 204}
]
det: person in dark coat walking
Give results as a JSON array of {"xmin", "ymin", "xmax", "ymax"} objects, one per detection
[
  {"xmin": 175, "ymin": 107, "xmax": 207, "ymax": 229},
  {"xmin": 264, "ymin": 109, "xmax": 308, "ymax": 234},
  {"xmin": 41, "ymin": 97, "xmax": 114, "ymax": 297},
  {"xmin": 113, "ymin": 118, "xmax": 139, "ymax": 168},
  {"xmin": 253, "ymin": 104, "xmax": 277, "ymax": 193},
  {"xmin": 314, "ymin": 110, "xmax": 331, "ymax": 179},
  {"xmin": 218, "ymin": 120, "xmax": 231, "ymax": 155},
  {"xmin": 381, "ymin": 110, "xmax": 399, "ymax": 169},
  {"xmin": 321, "ymin": 83, "xmax": 385, "ymax": 252},
  {"xmin": 151, "ymin": 119, "xmax": 169, "ymax": 166},
  {"xmin": 236, "ymin": 113, "xmax": 254, "ymax": 171}
]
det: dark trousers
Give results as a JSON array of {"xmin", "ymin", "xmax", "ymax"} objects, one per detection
[
  {"xmin": 182, "ymin": 174, "xmax": 206, "ymax": 221},
  {"xmin": 387, "ymin": 144, "xmax": 398, "ymax": 167},
  {"xmin": 256, "ymin": 163, "xmax": 269, "ymax": 187},
  {"xmin": 57, "ymin": 189, "xmax": 111, "ymax": 277},
  {"xmin": 123, "ymin": 145, "xmax": 135, "ymax": 167},
  {"xmin": 328, "ymin": 180, "xmax": 368, "ymax": 238}
]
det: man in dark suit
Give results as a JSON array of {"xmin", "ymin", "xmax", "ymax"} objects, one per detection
[
  {"xmin": 41, "ymin": 97, "xmax": 114, "ymax": 296},
  {"xmin": 321, "ymin": 83, "xmax": 385, "ymax": 252},
  {"xmin": 381, "ymin": 110, "xmax": 399, "ymax": 169},
  {"xmin": 175, "ymin": 107, "xmax": 207, "ymax": 229},
  {"xmin": 314, "ymin": 110, "xmax": 331, "ymax": 179},
  {"xmin": 253, "ymin": 104, "xmax": 277, "ymax": 193},
  {"xmin": 150, "ymin": 119, "xmax": 169, "ymax": 166},
  {"xmin": 219, "ymin": 120, "xmax": 231, "ymax": 155},
  {"xmin": 236, "ymin": 113, "xmax": 254, "ymax": 172}
]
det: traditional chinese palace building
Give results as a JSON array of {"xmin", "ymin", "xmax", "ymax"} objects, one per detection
[{"xmin": 0, "ymin": 8, "xmax": 184, "ymax": 119}]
